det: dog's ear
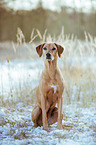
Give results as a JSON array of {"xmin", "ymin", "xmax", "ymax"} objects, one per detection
[
  {"xmin": 36, "ymin": 43, "xmax": 45, "ymax": 57},
  {"xmin": 55, "ymin": 43, "xmax": 64, "ymax": 57}
]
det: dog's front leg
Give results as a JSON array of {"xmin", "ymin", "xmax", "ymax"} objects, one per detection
[
  {"xmin": 41, "ymin": 96, "xmax": 48, "ymax": 130},
  {"xmin": 57, "ymin": 96, "xmax": 63, "ymax": 129}
]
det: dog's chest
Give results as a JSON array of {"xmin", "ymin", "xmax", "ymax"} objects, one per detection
[
  {"xmin": 49, "ymin": 84, "xmax": 57, "ymax": 93},
  {"xmin": 46, "ymin": 83, "xmax": 58, "ymax": 105}
]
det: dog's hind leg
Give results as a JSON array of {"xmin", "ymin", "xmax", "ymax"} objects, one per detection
[
  {"xmin": 33, "ymin": 107, "xmax": 58, "ymax": 126},
  {"xmin": 31, "ymin": 105, "xmax": 42, "ymax": 126},
  {"xmin": 35, "ymin": 107, "xmax": 58, "ymax": 126}
]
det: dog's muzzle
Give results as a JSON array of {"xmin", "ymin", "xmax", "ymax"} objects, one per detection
[{"xmin": 46, "ymin": 52, "xmax": 52, "ymax": 60}]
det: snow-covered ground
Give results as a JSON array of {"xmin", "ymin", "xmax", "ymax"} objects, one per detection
[
  {"xmin": 0, "ymin": 57, "xmax": 96, "ymax": 97},
  {"xmin": 0, "ymin": 103, "xmax": 96, "ymax": 145},
  {"xmin": 0, "ymin": 59, "xmax": 42, "ymax": 98},
  {"xmin": 0, "ymin": 57, "xmax": 96, "ymax": 145}
]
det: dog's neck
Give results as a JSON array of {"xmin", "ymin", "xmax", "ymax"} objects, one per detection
[{"xmin": 44, "ymin": 58, "xmax": 58, "ymax": 79}]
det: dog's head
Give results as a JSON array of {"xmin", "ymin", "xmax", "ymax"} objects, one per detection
[{"xmin": 36, "ymin": 43, "xmax": 64, "ymax": 61}]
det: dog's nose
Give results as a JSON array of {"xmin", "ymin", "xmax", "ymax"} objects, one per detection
[{"xmin": 46, "ymin": 52, "xmax": 51, "ymax": 59}]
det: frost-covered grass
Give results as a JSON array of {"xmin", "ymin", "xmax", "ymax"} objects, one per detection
[
  {"xmin": 0, "ymin": 29, "xmax": 96, "ymax": 144},
  {"xmin": 0, "ymin": 103, "xmax": 96, "ymax": 145},
  {"xmin": 0, "ymin": 29, "xmax": 96, "ymax": 106}
]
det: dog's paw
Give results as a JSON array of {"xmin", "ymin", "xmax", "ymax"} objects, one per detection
[
  {"xmin": 57, "ymin": 124, "xmax": 63, "ymax": 130},
  {"xmin": 43, "ymin": 126, "xmax": 49, "ymax": 131}
]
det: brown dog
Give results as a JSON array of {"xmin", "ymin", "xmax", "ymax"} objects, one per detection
[{"xmin": 31, "ymin": 43, "xmax": 65, "ymax": 130}]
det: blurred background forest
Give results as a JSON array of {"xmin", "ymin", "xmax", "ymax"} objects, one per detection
[{"xmin": 0, "ymin": 0, "xmax": 96, "ymax": 42}]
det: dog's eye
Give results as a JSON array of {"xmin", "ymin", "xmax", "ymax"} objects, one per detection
[
  {"xmin": 52, "ymin": 47, "xmax": 56, "ymax": 51},
  {"xmin": 43, "ymin": 47, "xmax": 47, "ymax": 50}
]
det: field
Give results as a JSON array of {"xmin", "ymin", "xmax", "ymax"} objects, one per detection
[{"xmin": 0, "ymin": 29, "xmax": 96, "ymax": 145}]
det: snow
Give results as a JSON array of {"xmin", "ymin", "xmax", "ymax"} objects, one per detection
[
  {"xmin": 0, "ymin": 103, "xmax": 96, "ymax": 145},
  {"xmin": 0, "ymin": 59, "xmax": 43, "ymax": 97},
  {"xmin": 0, "ymin": 56, "xmax": 96, "ymax": 97},
  {"xmin": 66, "ymin": 57, "xmax": 96, "ymax": 70},
  {"xmin": 0, "ymin": 57, "xmax": 96, "ymax": 144}
]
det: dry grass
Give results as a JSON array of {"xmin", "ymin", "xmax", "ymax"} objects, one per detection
[{"xmin": 0, "ymin": 27, "xmax": 96, "ymax": 107}]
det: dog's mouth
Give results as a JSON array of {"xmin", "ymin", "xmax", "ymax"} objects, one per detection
[{"xmin": 46, "ymin": 58, "xmax": 52, "ymax": 61}]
